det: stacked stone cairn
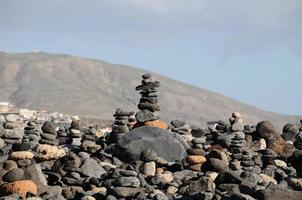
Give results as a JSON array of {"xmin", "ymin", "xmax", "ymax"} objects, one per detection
[
  {"xmin": 108, "ymin": 108, "xmax": 130, "ymax": 143},
  {"xmin": 39, "ymin": 121, "xmax": 59, "ymax": 146},
  {"xmin": 81, "ymin": 126, "xmax": 102, "ymax": 154},
  {"xmin": 57, "ymin": 126, "xmax": 70, "ymax": 145},
  {"xmin": 23, "ymin": 121, "xmax": 41, "ymax": 148},
  {"xmin": 69, "ymin": 118, "xmax": 82, "ymax": 147},
  {"xmin": 186, "ymin": 136, "xmax": 207, "ymax": 172},
  {"xmin": 1, "ymin": 114, "xmax": 24, "ymax": 145},
  {"xmin": 135, "ymin": 74, "xmax": 160, "ymax": 124}
]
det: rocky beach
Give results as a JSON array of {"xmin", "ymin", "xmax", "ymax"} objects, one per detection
[{"xmin": 0, "ymin": 74, "xmax": 302, "ymax": 200}]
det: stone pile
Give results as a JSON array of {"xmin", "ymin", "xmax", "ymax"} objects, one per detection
[
  {"xmin": 69, "ymin": 119, "xmax": 82, "ymax": 147},
  {"xmin": 135, "ymin": 74, "xmax": 160, "ymax": 124},
  {"xmin": 57, "ymin": 126, "xmax": 70, "ymax": 145},
  {"xmin": 39, "ymin": 121, "xmax": 59, "ymax": 146},
  {"xmin": 1, "ymin": 114, "xmax": 24, "ymax": 145},
  {"xmin": 1, "ymin": 75, "xmax": 302, "ymax": 200},
  {"xmin": 108, "ymin": 108, "xmax": 130, "ymax": 143},
  {"xmin": 23, "ymin": 121, "xmax": 41, "ymax": 147}
]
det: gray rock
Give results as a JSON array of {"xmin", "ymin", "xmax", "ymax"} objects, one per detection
[
  {"xmin": 171, "ymin": 120, "xmax": 186, "ymax": 128},
  {"xmin": 80, "ymin": 158, "xmax": 106, "ymax": 178},
  {"xmin": 5, "ymin": 114, "xmax": 19, "ymax": 123},
  {"xmin": 112, "ymin": 187, "xmax": 146, "ymax": 198},
  {"xmin": 115, "ymin": 126, "xmax": 187, "ymax": 162},
  {"xmin": 135, "ymin": 110, "xmax": 159, "ymax": 123},
  {"xmin": 141, "ymin": 149, "xmax": 157, "ymax": 162},
  {"xmin": 3, "ymin": 129, "xmax": 24, "ymax": 139},
  {"xmin": 24, "ymin": 164, "xmax": 48, "ymax": 194},
  {"xmin": 115, "ymin": 177, "xmax": 141, "ymax": 187},
  {"xmin": 2, "ymin": 168, "xmax": 24, "ymax": 182}
]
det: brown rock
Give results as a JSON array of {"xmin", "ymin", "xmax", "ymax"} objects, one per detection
[
  {"xmin": 0, "ymin": 180, "xmax": 37, "ymax": 198},
  {"xmin": 144, "ymin": 120, "xmax": 168, "ymax": 129},
  {"xmin": 190, "ymin": 164, "xmax": 203, "ymax": 171},
  {"xmin": 268, "ymin": 136, "xmax": 295, "ymax": 158},
  {"xmin": 186, "ymin": 155, "xmax": 207, "ymax": 165},
  {"xmin": 256, "ymin": 121, "xmax": 279, "ymax": 140}
]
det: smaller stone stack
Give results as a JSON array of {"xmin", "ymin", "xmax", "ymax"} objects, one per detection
[
  {"xmin": 10, "ymin": 144, "xmax": 34, "ymax": 168},
  {"xmin": 127, "ymin": 111, "xmax": 136, "ymax": 130},
  {"xmin": 109, "ymin": 108, "xmax": 130, "ymax": 143},
  {"xmin": 240, "ymin": 150, "xmax": 255, "ymax": 172},
  {"xmin": 2, "ymin": 114, "xmax": 24, "ymax": 145},
  {"xmin": 81, "ymin": 127, "xmax": 102, "ymax": 154},
  {"xmin": 135, "ymin": 74, "xmax": 160, "ymax": 124},
  {"xmin": 262, "ymin": 149, "xmax": 277, "ymax": 168},
  {"xmin": 186, "ymin": 137, "xmax": 207, "ymax": 172},
  {"xmin": 23, "ymin": 121, "xmax": 41, "ymax": 147},
  {"xmin": 229, "ymin": 132, "xmax": 246, "ymax": 159},
  {"xmin": 229, "ymin": 112, "xmax": 244, "ymax": 132},
  {"xmin": 171, "ymin": 120, "xmax": 190, "ymax": 134},
  {"xmin": 57, "ymin": 127, "xmax": 71, "ymax": 145},
  {"xmin": 69, "ymin": 119, "xmax": 82, "ymax": 147},
  {"xmin": 39, "ymin": 121, "xmax": 59, "ymax": 146}
]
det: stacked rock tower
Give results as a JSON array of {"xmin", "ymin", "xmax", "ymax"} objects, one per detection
[{"xmin": 135, "ymin": 74, "xmax": 160, "ymax": 123}]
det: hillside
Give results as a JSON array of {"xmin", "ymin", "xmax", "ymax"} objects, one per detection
[{"xmin": 0, "ymin": 51, "xmax": 300, "ymax": 129}]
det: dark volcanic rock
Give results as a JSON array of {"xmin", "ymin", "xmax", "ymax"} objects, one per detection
[
  {"xmin": 115, "ymin": 126, "xmax": 187, "ymax": 162},
  {"xmin": 256, "ymin": 121, "xmax": 279, "ymax": 139},
  {"xmin": 2, "ymin": 168, "xmax": 24, "ymax": 182},
  {"xmin": 257, "ymin": 183, "xmax": 302, "ymax": 200},
  {"xmin": 41, "ymin": 121, "xmax": 56, "ymax": 134}
]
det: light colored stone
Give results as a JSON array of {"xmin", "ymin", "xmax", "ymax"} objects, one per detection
[
  {"xmin": 288, "ymin": 178, "xmax": 302, "ymax": 190},
  {"xmin": 274, "ymin": 159, "xmax": 287, "ymax": 168},
  {"xmin": 259, "ymin": 174, "xmax": 277, "ymax": 186},
  {"xmin": 186, "ymin": 155, "xmax": 207, "ymax": 165},
  {"xmin": 35, "ymin": 144, "xmax": 66, "ymax": 161},
  {"xmin": 167, "ymin": 186, "xmax": 178, "ymax": 194},
  {"xmin": 207, "ymin": 172, "xmax": 219, "ymax": 182},
  {"xmin": 10, "ymin": 151, "xmax": 34, "ymax": 160},
  {"xmin": 143, "ymin": 161, "xmax": 156, "ymax": 177}
]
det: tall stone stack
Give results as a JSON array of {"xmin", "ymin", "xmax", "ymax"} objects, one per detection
[
  {"xmin": 39, "ymin": 121, "xmax": 59, "ymax": 146},
  {"xmin": 135, "ymin": 74, "xmax": 160, "ymax": 124},
  {"xmin": 109, "ymin": 108, "xmax": 130, "ymax": 143},
  {"xmin": 69, "ymin": 119, "xmax": 82, "ymax": 147},
  {"xmin": 2, "ymin": 114, "xmax": 24, "ymax": 145},
  {"xmin": 23, "ymin": 121, "xmax": 41, "ymax": 147}
]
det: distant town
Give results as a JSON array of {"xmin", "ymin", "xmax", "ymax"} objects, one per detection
[{"xmin": 0, "ymin": 101, "xmax": 76, "ymax": 125}]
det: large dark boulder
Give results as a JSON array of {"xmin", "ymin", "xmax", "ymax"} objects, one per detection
[{"xmin": 114, "ymin": 126, "xmax": 187, "ymax": 162}]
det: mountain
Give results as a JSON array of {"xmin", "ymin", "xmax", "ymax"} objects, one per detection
[{"xmin": 0, "ymin": 51, "xmax": 300, "ymax": 129}]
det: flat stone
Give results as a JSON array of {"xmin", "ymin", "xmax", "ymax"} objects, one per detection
[
  {"xmin": 138, "ymin": 103, "xmax": 160, "ymax": 112},
  {"xmin": 171, "ymin": 120, "xmax": 186, "ymax": 128},
  {"xmin": 3, "ymin": 122, "xmax": 18, "ymax": 129},
  {"xmin": 35, "ymin": 144, "xmax": 65, "ymax": 161},
  {"xmin": 115, "ymin": 177, "xmax": 140, "ymax": 187},
  {"xmin": 40, "ymin": 133, "xmax": 57, "ymax": 141},
  {"xmin": 5, "ymin": 114, "xmax": 20, "ymax": 123},
  {"xmin": 135, "ymin": 110, "xmax": 159, "ymax": 123},
  {"xmin": 10, "ymin": 151, "xmax": 34, "ymax": 160}
]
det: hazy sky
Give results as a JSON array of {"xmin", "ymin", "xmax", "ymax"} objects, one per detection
[{"xmin": 1, "ymin": 0, "xmax": 301, "ymax": 115}]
